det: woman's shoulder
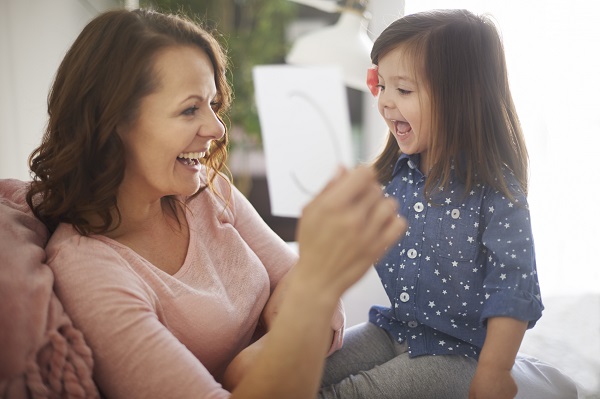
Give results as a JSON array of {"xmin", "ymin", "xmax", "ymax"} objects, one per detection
[
  {"xmin": 46, "ymin": 223, "xmax": 160, "ymax": 310},
  {"xmin": 46, "ymin": 224, "xmax": 131, "ymax": 275},
  {"xmin": 47, "ymin": 223, "xmax": 102, "ymax": 253}
]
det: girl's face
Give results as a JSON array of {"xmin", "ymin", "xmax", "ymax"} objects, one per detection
[
  {"xmin": 118, "ymin": 45, "xmax": 225, "ymax": 202},
  {"xmin": 377, "ymin": 44, "xmax": 433, "ymax": 172}
]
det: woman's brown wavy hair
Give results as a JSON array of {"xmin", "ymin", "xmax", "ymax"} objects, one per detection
[
  {"xmin": 371, "ymin": 9, "xmax": 528, "ymax": 201},
  {"xmin": 27, "ymin": 8, "xmax": 232, "ymax": 235}
]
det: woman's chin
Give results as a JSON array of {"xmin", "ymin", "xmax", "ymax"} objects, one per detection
[{"xmin": 171, "ymin": 179, "xmax": 202, "ymax": 198}]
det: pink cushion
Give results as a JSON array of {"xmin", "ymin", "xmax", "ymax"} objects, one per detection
[{"xmin": 0, "ymin": 179, "xmax": 99, "ymax": 398}]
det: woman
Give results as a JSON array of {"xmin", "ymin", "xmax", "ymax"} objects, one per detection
[{"xmin": 26, "ymin": 8, "xmax": 405, "ymax": 399}]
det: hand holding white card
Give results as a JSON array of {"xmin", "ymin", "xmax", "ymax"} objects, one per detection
[{"xmin": 253, "ymin": 65, "xmax": 355, "ymax": 217}]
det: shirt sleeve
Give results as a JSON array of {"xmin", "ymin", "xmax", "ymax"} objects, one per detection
[
  {"xmin": 47, "ymin": 231, "xmax": 231, "ymax": 399},
  {"xmin": 479, "ymin": 180, "xmax": 544, "ymax": 328}
]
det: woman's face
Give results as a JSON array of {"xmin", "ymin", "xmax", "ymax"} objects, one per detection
[
  {"xmin": 118, "ymin": 45, "xmax": 225, "ymax": 201},
  {"xmin": 376, "ymin": 44, "xmax": 433, "ymax": 171}
]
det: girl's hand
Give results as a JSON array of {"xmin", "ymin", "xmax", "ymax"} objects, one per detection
[
  {"xmin": 470, "ymin": 317, "xmax": 527, "ymax": 399},
  {"xmin": 469, "ymin": 364, "xmax": 517, "ymax": 399}
]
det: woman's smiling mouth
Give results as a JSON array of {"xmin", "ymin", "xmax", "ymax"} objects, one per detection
[{"xmin": 177, "ymin": 151, "xmax": 205, "ymax": 166}]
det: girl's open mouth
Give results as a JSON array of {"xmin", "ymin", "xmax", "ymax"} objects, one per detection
[{"xmin": 394, "ymin": 120, "xmax": 412, "ymax": 135}]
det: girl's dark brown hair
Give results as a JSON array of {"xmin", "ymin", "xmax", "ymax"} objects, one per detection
[
  {"xmin": 371, "ymin": 9, "xmax": 528, "ymax": 200},
  {"xmin": 27, "ymin": 8, "xmax": 232, "ymax": 235}
]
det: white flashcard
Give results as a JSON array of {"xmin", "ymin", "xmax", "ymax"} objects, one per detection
[{"xmin": 253, "ymin": 65, "xmax": 355, "ymax": 217}]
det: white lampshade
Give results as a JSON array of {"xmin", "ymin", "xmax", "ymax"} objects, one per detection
[{"xmin": 286, "ymin": 10, "xmax": 373, "ymax": 92}]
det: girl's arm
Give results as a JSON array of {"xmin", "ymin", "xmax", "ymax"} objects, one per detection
[
  {"xmin": 473, "ymin": 176, "xmax": 543, "ymax": 398},
  {"xmin": 469, "ymin": 317, "xmax": 528, "ymax": 399}
]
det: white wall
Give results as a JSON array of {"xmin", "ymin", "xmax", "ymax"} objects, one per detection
[{"xmin": 0, "ymin": 0, "xmax": 120, "ymax": 180}]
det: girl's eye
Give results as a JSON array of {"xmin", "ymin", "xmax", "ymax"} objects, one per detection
[
  {"xmin": 376, "ymin": 84, "xmax": 385, "ymax": 91},
  {"xmin": 182, "ymin": 105, "xmax": 199, "ymax": 116},
  {"xmin": 398, "ymin": 88, "xmax": 412, "ymax": 95}
]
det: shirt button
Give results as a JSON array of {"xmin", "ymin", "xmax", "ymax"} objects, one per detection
[
  {"xmin": 407, "ymin": 249, "xmax": 418, "ymax": 259},
  {"xmin": 413, "ymin": 202, "xmax": 424, "ymax": 212},
  {"xmin": 408, "ymin": 321, "xmax": 418, "ymax": 328},
  {"xmin": 451, "ymin": 209, "xmax": 460, "ymax": 219},
  {"xmin": 400, "ymin": 292, "xmax": 410, "ymax": 302}
]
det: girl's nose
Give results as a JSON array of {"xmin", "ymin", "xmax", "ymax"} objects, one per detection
[{"xmin": 378, "ymin": 89, "xmax": 395, "ymax": 110}]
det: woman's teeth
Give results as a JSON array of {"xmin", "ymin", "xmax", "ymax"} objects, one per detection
[{"xmin": 177, "ymin": 152, "xmax": 205, "ymax": 166}]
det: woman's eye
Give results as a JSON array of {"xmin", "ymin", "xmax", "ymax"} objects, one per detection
[
  {"xmin": 182, "ymin": 105, "xmax": 199, "ymax": 116},
  {"xmin": 210, "ymin": 101, "xmax": 221, "ymax": 111}
]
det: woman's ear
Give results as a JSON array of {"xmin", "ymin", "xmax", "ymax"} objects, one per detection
[{"xmin": 115, "ymin": 120, "xmax": 128, "ymax": 138}]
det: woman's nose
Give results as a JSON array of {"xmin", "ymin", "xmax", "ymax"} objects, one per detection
[{"xmin": 200, "ymin": 110, "xmax": 225, "ymax": 140}]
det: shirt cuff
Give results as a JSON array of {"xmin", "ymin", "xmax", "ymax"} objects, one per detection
[{"xmin": 481, "ymin": 290, "xmax": 544, "ymax": 329}]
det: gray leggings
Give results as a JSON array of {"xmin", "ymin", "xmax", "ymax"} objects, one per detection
[{"xmin": 318, "ymin": 322, "xmax": 578, "ymax": 399}]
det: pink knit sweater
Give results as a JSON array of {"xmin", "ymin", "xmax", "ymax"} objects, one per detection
[{"xmin": 46, "ymin": 174, "xmax": 344, "ymax": 399}]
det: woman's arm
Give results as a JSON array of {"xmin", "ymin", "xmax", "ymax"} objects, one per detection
[
  {"xmin": 260, "ymin": 269, "xmax": 345, "ymax": 358},
  {"xmin": 469, "ymin": 317, "xmax": 528, "ymax": 399},
  {"xmin": 229, "ymin": 166, "xmax": 406, "ymax": 399},
  {"xmin": 223, "ymin": 273, "xmax": 344, "ymax": 391}
]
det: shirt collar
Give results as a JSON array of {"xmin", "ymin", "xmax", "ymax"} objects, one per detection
[{"xmin": 392, "ymin": 153, "xmax": 422, "ymax": 178}]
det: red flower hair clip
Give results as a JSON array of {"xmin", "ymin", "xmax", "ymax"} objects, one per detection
[{"xmin": 366, "ymin": 65, "xmax": 379, "ymax": 97}]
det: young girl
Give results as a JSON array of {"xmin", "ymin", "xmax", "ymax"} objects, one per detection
[{"xmin": 319, "ymin": 9, "xmax": 577, "ymax": 399}]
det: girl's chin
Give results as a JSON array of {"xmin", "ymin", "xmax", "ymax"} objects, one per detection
[
  {"xmin": 395, "ymin": 136, "xmax": 413, "ymax": 150},
  {"xmin": 397, "ymin": 143, "xmax": 420, "ymax": 157}
]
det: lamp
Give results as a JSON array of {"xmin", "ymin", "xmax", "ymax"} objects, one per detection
[{"xmin": 286, "ymin": 0, "xmax": 373, "ymax": 92}]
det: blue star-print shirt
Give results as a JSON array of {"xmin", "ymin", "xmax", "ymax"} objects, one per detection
[{"xmin": 369, "ymin": 153, "xmax": 544, "ymax": 359}]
